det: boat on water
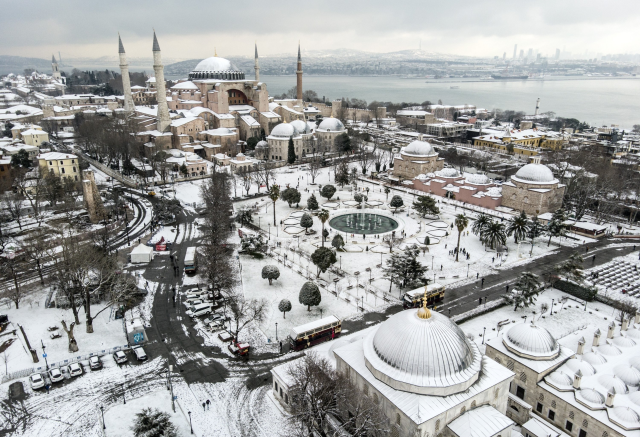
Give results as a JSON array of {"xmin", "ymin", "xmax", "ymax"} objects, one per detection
[
  {"xmin": 450, "ymin": 86, "xmax": 460, "ymax": 89},
  {"xmin": 491, "ymin": 74, "xmax": 529, "ymax": 80}
]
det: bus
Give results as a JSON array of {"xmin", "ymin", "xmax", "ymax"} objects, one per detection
[
  {"xmin": 184, "ymin": 247, "xmax": 198, "ymax": 274},
  {"xmin": 289, "ymin": 315, "xmax": 341, "ymax": 351},
  {"xmin": 402, "ymin": 283, "xmax": 445, "ymax": 309}
]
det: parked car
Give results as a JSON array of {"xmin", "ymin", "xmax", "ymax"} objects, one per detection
[
  {"xmin": 186, "ymin": 303, "xmax": 212, "ymax": 318},
  {"xmin": 89, "ymin": 356, "xmax": 102, "ymax": 370},
  {"xmin": 49, "ymin": 368, "xmax": 64, "ymax": 383},
  {"xmin": 69, "ymin": 363, "xmax": 83, "ymax": 377},
  {"xmin": 186, "ymin": 298, "xmax": 203, "ymax": 307},
  {"xmin": 132, "ymin": 345, "xmax": 148, "ymax": 361},
  {"xmin": 29, "ymin": 373, "xmax": 45, "ymax": 390},
  {"xmin": 113, "ymin": 350, "xmax": 128, "ymax": 364}
]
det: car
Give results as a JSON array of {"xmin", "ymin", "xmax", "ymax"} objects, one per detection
[
  {"xmin": 69, "ymin": 363, "xmax": 83, "ymax": 377},
  {"xmin": 132, "ymin": 345, "xmax": 148, "ymax": 361},
  {"xmin": 29, "ymin": 373, "xmax": 45, "ymax": 390},
  {"xmin": 89, "ymin": 356, "xmax": 102, "ymax": 370},
  {"xmin": 113, "ymin": 350, "xmax": 128, "ymax": 364},
  {"xmin": 186, "ymin": 298, "xmax": 203, "ymax": 306},
  {"xmin": 49, "ymin": 368, "xmax": 64, "ymax": 383}
]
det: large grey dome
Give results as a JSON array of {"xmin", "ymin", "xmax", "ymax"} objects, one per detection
[
  {"xmin": 403, "ymin": 140, "xmax": 436, "ymax": 157},
  {"xmin": 269, "ymin": 123, "xmax": 299, "ymax": 138},
  {"xmin": 290, "ymin": 119, "xmax": 311, "ymax": 134},
  {"xmin": 503, "ymin": 323, "xmax": 560, "ymax": 359},
  {"xmin": 317, "ymin": 118, "xmax": 345, "ymax": 132},
  {"xmin": 189, "ymin": 57, "xmax": 245, "ymax": 80},
  {"xmin": 513, "ymin": 163, "xmax": 556, "ymax": 184},
  {"xmin": 363, "ymin": 308, "xmax": 482, "ymax": 395}
]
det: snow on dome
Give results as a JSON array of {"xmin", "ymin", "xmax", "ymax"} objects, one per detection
[
  {"xmin": 564, "ymin": 358, "xmax": 596, "ymax": 376},
  {"xmin": 363, "ymin": 309, "xmax": 482, "ymax": 395},
  {"xmin": 613, "ymin": 336, "xmax": 637, "ymax": 348},
  {"xmin": 317, "ymin": 118, "xmax": 345, "ymax": 132},
  {"xmin": 545, "ymin": 371, "xmax": 574, "ymax": 390},
  {"xmin": 466, "ymin": 173, "xmax": 490, "ymax": 184},
  {"xmin": 403, "ymin": 140, "xmax": 435, "ymax": 157},
  {"xmin": 269, "ymin": 123, "xmax": 299, "ymax": 138},
  {"xmin": 513, "ymin": 163, "xmax": 556, "ymax": 184},
  {"xmin": 630, "ymin": 391, "xmax": 640, "ymax": 406},
  {"xmin": 255, "ymin": 140, "xmax": 268, "ymax": 148},
  {"xmin": 486, "ymin": 187, "xmax": 502, "ymax": 197},
  {"xmin": 192, "ymin": 57, "xmax": 241, "ymax": 72},
  {"xmin": 610, "ymin": 407, "xmax": 640, "ymax": 430},
  {"xmin": 415, "ymin": 174, "xmax": 428, "ymax": 180},
  {"xmin": 576, "ymin": 388, "xmax": 605, "ymax": 408},
  {"xmin": 598, "ymin": 374, "xmax": 629, "ymax": 394},
  {"xmin": 614, "ymin": 365, "xmax": 640, "ymax": 387},
  {"xmin": 503, "ymin": 322, "xmax": 560, "ymax": 359},
  {"xmin": 583, "ymin": 351, "xmax": 608, "ymax": 365},
  {"xmin": 631, "ymin": 356, "xmax": 640, "ymax": 371},
  {"xmin": 437, "ymin": 167, "xmax": 459, "ymax": 178},
  {"xmin": 626, "ymin": 329, "xmax": 640, "ymax": 340},
  {"xmin": 290, "ymin": 119, "xmax": 310, "ymax": 134},
  {"xmin": 598, "ymin": 343, "xmax": 622, "ymax": 356}
]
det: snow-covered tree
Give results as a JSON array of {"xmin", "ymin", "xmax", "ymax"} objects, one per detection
[
  {"xmin": 389, "ymin": 195, "xmax": 404, "ymax": 212},
  {"xmin": 299, "ymin": 281, "xmax": 321, "ymax": 311},
  {"xmin": 241, "ymin": 233, "xmax": 265, "ymax": 256},
  {"xmin": 332, "ymin": 234, "xmax": 345, "ymax": 251},
  {"xmin": 546, "ymin": 208, "xmax": 567, "ymax": 246},
  {"xmin": 311, "ymin": 247, "xmax": 336, "ymax": 277},
  {"xmin": 382, "ymin": 247, "xmax": 428, "ymax": 292},
  {"xmin": 262, "ymin": 265, "xmax": 280, "ymax": 285},
  {"xmin": 503, "ymin": 271, "xmax": 542, "ymax": 311},
  {"xmin": 300, "ymin": 213, "xmax": 314, "ymax": 234},
  {"xmin": 555, "ymin": 252, "xmax": 584, "ymax": 283},
  {"xmin": 278, "ymin": 299, "xmax": 292, "ymax": 318},
  {"xmin": 132, "ymin": 408, "xmax": 177, "ymax": 437},
  {"xmin": 281, "ymin": 187, "xmax": 301, "ymax": 207},
  {"xmin": 320, "ymin": 184, "xmax": 336, "ymax": 200},
  {"xmin": 412, "ymin": 195, "xmax": 439, "ymax": 217},
  {"xmin": 307, "ymin": 193, "xmax": 319, "ymax": 211}
]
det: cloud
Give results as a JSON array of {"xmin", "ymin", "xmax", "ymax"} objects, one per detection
[{"xmin": 1, "ymin": 0, "xmax": 639, "ymax": 59}]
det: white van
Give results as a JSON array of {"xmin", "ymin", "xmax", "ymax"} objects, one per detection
[
  {"xmin": 132, "ymin": 346, "xmax": 148, "ymax": 361},
  {"xmin": 186, "ymin": 303, "xmax": 212, "ymax": 318}
]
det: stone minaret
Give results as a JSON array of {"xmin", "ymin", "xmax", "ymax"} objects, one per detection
[
  {"xmin": 296, "ymin": 42, "xmax": 303, "ymax": 101},
  {"xmin": 254, "ymin": 43, "xmax": 260, "ymax": 82},
  {"xmin": 51, "ymin": 55, "xmax": 61, "ymax": 81},
  {"xmin": 118, "ymin": 34, "xmax": 135, "ymax": 114},
  {"xmin": 152, "ymin": 31, "xmax": 171, "ymax": 132}
]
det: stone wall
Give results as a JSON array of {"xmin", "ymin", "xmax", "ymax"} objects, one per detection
[{"xmin": 501, "ymin": 180, "xmax": 565, "ymax": 215}]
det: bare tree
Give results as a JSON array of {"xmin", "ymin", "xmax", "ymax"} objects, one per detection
[
  {"xmin": 21, "ymin": 227, "xmax": 54, "ymax": 285},
  {"xmin": 255, "ymin": 162, "xmax": 276, "ymax": 192},
  {"xmin": 382, "ymin": 234, "xmax": 401, "ymax": 253},
  {"xmin": 60, "ymin": 319, "xmax": 78, "ymax": 352},
  {"xmin": 224, "ymin": 292, "xmax": 268, "ymax": 341},
  {"xmin": 2, "ymin": 193, "xmax": 24, "ymax": 231},
  {"xmin": 0, "ymin": 257, "xmax": 27, "ymax": 309}
]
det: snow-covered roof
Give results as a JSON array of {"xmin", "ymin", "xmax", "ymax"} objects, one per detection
[
  {"xmin": 503, "ymin": 322, "xmax": 560, "ymax": 359},
  {"xmin": 170, "ymin": 116, "xmax": 200, "ymax": 127},
  {"xmin": 447, "ymin": 405, "xmax": 514, "ymax": 437},
  {"xmin": 170, "ymin": 81, "xmax": 199, "ymax": 91},
  {"xmin": 240, "ymin": 115, "xmax": 259, "ymax": 127},
  {"xmin": 512, "ymin": 163, "xmax": 557, "ymax": 184},
  {"xmin": 38, "ymin": 152, "xmax": 78, "ymax": 160}
]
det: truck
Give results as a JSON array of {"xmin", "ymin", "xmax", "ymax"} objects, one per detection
[{"xmin": 184, "ymin": 247, "xmax": 197, "ymax": 274}]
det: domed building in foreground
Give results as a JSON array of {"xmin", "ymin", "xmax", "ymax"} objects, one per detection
[
  {"xmin": 392, "ymin": 136, "xmax": 445, "ymax": 179},
  {"xmin": 501, "ymin": 157, "xmax": 565, "ymax": 215}
]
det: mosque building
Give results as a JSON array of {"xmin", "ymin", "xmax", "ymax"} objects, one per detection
[
  {"xmin": 391, "ymin": 137, "xmax": 445, "ymax": 180},
  {"xmin": 501, "ymin": 157, "xmax": 566, "ymax": 215}
]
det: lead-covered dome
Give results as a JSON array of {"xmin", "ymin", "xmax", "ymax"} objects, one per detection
[
  {"xmin": 317, "ymin": 118, "xmax": 345, "ymax": 132},
  {"xmin": 437, "ymin": 168, "xmax": 459, "ymax": 178},
  {"xmin": 189, "ymin": 57, "xmax": 245, "ymax": 80},
  {"xmin": 403, "ymin": 140, "xmax": 436, "ymax": 157},
  {"xmin": 363, "ymin": 309, "xmax": 482, "ymax": 395},
  {"xmin": 466, "ymin": 173, "xmax": 490, "ymax": 185},
  {"xmin": 513, "ymin": 163, "xmax": 556, "ymax": 184},
  {"xmin": 255, "ymin": 140, "xmax": 268, "ymax": 149},
  {"xmin": 269, "ymin": 123, "xmax": 299, "ymax": 138},
  {"xmin": 610, "ymin": 407, "xmax": 640, "ymax": 430},
  {"xmin": 290, "ymin": 119, "xmax": 311, "ymax": 134},
  {"xmin": 503, "ymin": 322, "xmax": 560, "ymax": 360}
]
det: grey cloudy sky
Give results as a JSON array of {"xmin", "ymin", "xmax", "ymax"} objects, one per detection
[{"xmin": 2, "ymin": 0, "xmax": 639, "ymax": 60}]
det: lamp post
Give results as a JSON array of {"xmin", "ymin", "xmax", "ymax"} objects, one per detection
[
  {"xmin": 41, "ymin": 339, "xmax": 48, "ymax": 370},
  {"xmin": 168, "ymin": 362, "xmax": 175, "ymax": 412},
  {"xmin": 482, "ymin": 327, "xmax": 486, "ymax": 345},
  {"xmin": 122, "ymin": 382, "xmax": 126, "ymax": 404},
  {"xmin": 366, "ymin": 267, "xmax": 371, "ymax": 283},
  {"xmin": 354, "ymin": 271, "xmax": 360, "ymax": 295},
  {"xmin": 100, "ymin": 406, "xmax": 105, "ymax": 429},
  {"xmin": 275, "ymin": 322, "xmax": 278, "ymax": 341},
  {"xmin": 339, "ymin": 256, "xmax": 342, "ymax": 270},
  {"xmin": 467, "ymin": 263, "xmax": 470, "ymax": 278},
  {"xmin": 188, "ymin": 411, "xmax": 193, "ymax": 434},
  {"xmin": 550, "ymin": 299, "xmax": 554, "ymax": 315}
]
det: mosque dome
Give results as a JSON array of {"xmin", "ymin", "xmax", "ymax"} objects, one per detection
[
  {"xmin": 503, "ymin": 323, "xmax": 560, "ymax": 359},
  {"xmin": 630, "ymin": 391, "xmax": 640, "ymax": 407},
  {"xmin": 269, "ymin": 123, "xmax": 299, "ymax": 138},
  {"xmin": 466, "ymin": 173, "xmax": 490, "ymax": 185},
  {"xmin": 437, "ymin": 168, "xmax": 459, "ymax": 178},
  {"xmin": 255, "ymin": 140, "xmax": 268, "ymax": 149},
  {"xmin": 363, "ymin": 308, "xmax": 482, "ymax": 395},
  {"xmin": 576, "ymin": 388, "xmax": 606, "ymax": 409},
  {"xmin": 583, "ymin": 351, "xmax": 608, "ymax": 365},
  {"xmin": 610, "ymin": 407, "xmax": 640, "ymax": 430},
  {"xmin": 403, "ymin": 140, "xmax": 435, "ymax": 157},
  {"xmin": 626, "ymin": 328, "xmax": 640, "ymax": 340},
  {"xmin": 290, "ymin": 119, "xmax": 311, "ymax": 134},
  {"xmin": 189, "ymin": 56, "xmax": 245, "ymax": 80},
  {"xmin": 564, "ymin": 358, "xmax": 596, "ymax": 376},
  {"xmin": 614, "ymin": 365, "xmax": 640, "ymax": 387},
  {"xmin": 317, "ymin": 118, "xmax": 345, "ymax": 132},
  {"xmin": 598, "ymin": 374, "xmax": 629, "ymax": 394},
  {"xmin": 545, "ymin": 371, "xmax": 574, "ymax": 390},
  {"xmin": 613, "ymin": 336, "xmax": 636, "ymax": 348},
  {"xmin": 513, "ymin": 164, "xmax": 556, "ymax": 184},
  {"xmin": 598, "ymin": 344, "xmax": 622, "ymax": 356},
  {"xmin": 631, "ymin": 356, "xmax": 640, "ymax": 371}
]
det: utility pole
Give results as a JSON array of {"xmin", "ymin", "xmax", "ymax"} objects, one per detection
[
  {"xmin": 168, "ymin": 362, "xmax": 175, "ymax": 412},
  {"xmin": 41, "ymin": 339, "xmax": 48, "ymax": 370}
]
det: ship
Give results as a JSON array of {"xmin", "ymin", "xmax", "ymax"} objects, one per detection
[{"xmin": 491, "ymin": 74, "xmax": 529, "ymax": 80}]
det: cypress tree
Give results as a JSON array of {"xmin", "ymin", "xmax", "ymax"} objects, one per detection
[{"xmin": 287, "ymin": 136, "xmax": 296, "ymax": 164}]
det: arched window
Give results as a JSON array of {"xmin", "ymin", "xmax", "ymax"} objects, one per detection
[
  {"xmin": 460, "ymin": 406, "xmax": 466, "ymax": 415},
  {"xmin": 507, "ymin": 361, "xmax": 514, "ymax": 371},
  {"xmin": 551, "ymin": 400, "xmax": 556, "ymax": 408},
  {"xmin": 471, "ymin": 400, "xmax": 477, "ymax": 408},
  {"xmin": 569, "ymin": 411, "xmax": 575, "ymax": 419}
]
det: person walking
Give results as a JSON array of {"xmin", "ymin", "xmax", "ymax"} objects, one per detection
[{"xmin": 206, "ymin": 399, "xmax": 210, "ymax": 410}]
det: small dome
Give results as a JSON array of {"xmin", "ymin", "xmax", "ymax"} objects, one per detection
[
  {"xmin": 437, "ymin": 168, "xmax": 459, "ymax": 178},
  {"xmin": 403, "ymin": 140, "xmax": 435, "ymax": 156},
  {"xmin": 583, "ymin": 351, "xmax": 608, "ymax": 365},
  {"xmin": 363, "ymin": 309, "xmax": 482, "ymax": 395},
  {"xmin": 610, "ymin": 407, "xmax": 640, "ymax": 430},
  {"xmin": 192, "ymin": 57, "xmax": 241, "ymax": 72},
  {"xmin": 545, "ymin": 371, "xmax": 573, "ymax": 390},
  {"xmin": 503, "ymin": 323, "xmax": 560, "ymax": 359},
  {"xmin": 613, "ymin": 336, "xmax": 636, "ymax": 347},
  {"xmin": 630, "ymin": 391, "xmax": 640, "ymax": 406},
  {"xmin": 614, "ymin": 365, "xmax": 640, "ymax": 387},
  {"xmin": 317, "ymin": 118, "xmax": 345, "ymax": 132},
  {"xmin": 486, "ymin": 187, "xmax": 502, "ymax": 197},
  {"xmin": 598, "ymin": 344, "xmax": 622, "ymax": 356},
  {"xmin": 236, "ymin": 152, "xmax": 244, "ymax": 157},
  {"xmin": 631, "ymin": 356, "xmax": 640, "ymax": 371},
  {"xmin": 513, "ymin": 163, "xmax": 556, "ymax": 184},
  {"xmin": 598, "ymin": 374, "xmax": 629, "ymax": 394},
  {"xmin": 577, "ymin": 388, "xmax": 605, "ymax": 406},
  {"xmin": 290, "ymin": 119, "xmax": 310, "ymax": 134},
  {"xmin": 466, "ymin": 173, "xmax": 490, "ymax": 184},
  {"xmin": 564, "ymin": 358, "xmax": 596, "ymax": 376},
  {"xmin": 626, "ymin": 328, "xmax": 640, "ymax": 340},
  {"xmin": 255, "ymin": 140, "xmax": 268, "ymax": 148},
  {"xmin": 270, "ymin": 123, "xmax": 299, "ymax": 138}
]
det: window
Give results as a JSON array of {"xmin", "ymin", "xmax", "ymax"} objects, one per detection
[
  {"xmin": 49, "ymin": 161, "xmax": 53, "ymax": 165},
  {"xmin": 516, "ymin": 386, "xmax": 525, "ymax": 399},
  {"xmin": 73, "ymin": 167, "xmax": 76, "ymax": 172},
  {"xmin": 72, "ymin": 160, "xmax": 75, "ymax": 163},
  {"xmin": 279, "ymin": 388, "xmax": 283, "ymax": 397},
  {"xmin": 274, "ymin": 381, "xmax": 278, "ymax": 392},
  {"xmin": 74, "ymin": 175, "xmax": 78, "ymax": 181},
  {"xmin": 579, "ymin": 430, "xmax": 587, "ymax": 437},
  {"xmin": 536, "ymin": 403, "xmax": 543, "ymax": 413},
  {"xmin": 285, "ymin": 394, "xmax": 288, "ymax": 404},
  {"xmin": 566, "ymin": 421, "xmax": 573, "ymax": 432},
  {"xmin": 548, "ymin": 410, "xmax": 555, "ymax": 421},
  {"xmin": 510, "ymin": 405, "xmax": 519, "ymax": 412},
  {"xmin": 59, "ymin": 161, "xmax": 63, "ymax": 165},
  {"xmin": 61, "ymin": 168, "xmax": 65, "ymax": 174}
]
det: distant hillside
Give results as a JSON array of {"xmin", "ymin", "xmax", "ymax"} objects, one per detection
[
  {"xmin": 0, "ymin": 55, "xmax": 52, "ymax": 76},
  {"xmin": 164, "ymin": 59, "xmax": 201, "ymax": 77}
]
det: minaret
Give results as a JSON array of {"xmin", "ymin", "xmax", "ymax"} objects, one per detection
[
  {"xmin": 118, "ymin": 34, "xmax": 135, "ymax": 114},
  {"xmin": 152, "ymin": 31, "xmax": 171, "ymax": 132},
  {"xmin": 296, "ymin": 42, "xmax": 303, "ymax": 101},
  {"xmin": 254, "ymin": 43, "xmax": 260, "ymax": 82},
  {"xmin": 51, "ymin": 55, "xmax": 61, "ymax": 81}
]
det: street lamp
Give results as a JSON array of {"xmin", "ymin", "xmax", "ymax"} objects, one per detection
[
  {"xmin": 188, "ymin": 411, "xmax": 193, "ymax": 434},
  {"xmin": 122, "ymin": 382, "xmax": 126, "ymax": 404},
  {"xmin": 100, "ymin": 406, "xmax": 105, "ymax": 429},
  {"xmin": 339, "ymin": 256, "xmax": 342, "ymax": 270},
  {"xmin": 550, "ymin": 299, "xmax": 554, "ymax": 315},
  {"xmin": 482, "ymin": 327, "xmax": 486, "ymax": 345},
  {"xmin": 41, "ymin": 339, "xmax": 48, "ymax": 370},
  {"xmin": 275, "ymin": 322, "xmax": 278, "ymax": 341},
  {"xmin": 467, "ymin": 263, "xmax": 470, "ymax": 278}
]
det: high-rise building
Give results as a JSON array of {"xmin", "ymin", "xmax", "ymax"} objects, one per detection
[
  {"xmin": 555, "ymin": 48, "xmax": 560, "ymax": 60},
  {"xmin": 527, "ymin": 48, "xmax": 533, "ymax": 60},
  {"xmin": 502, "ymin": 52, "xmax": 506, "ymax": 60},
  {"xmin": 519, "ymin": 49, "xmax": 524, "ymax": 59},
  {"xmin": 513, "ymin": 44, "xmax": 517, "ymax": 59}
]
